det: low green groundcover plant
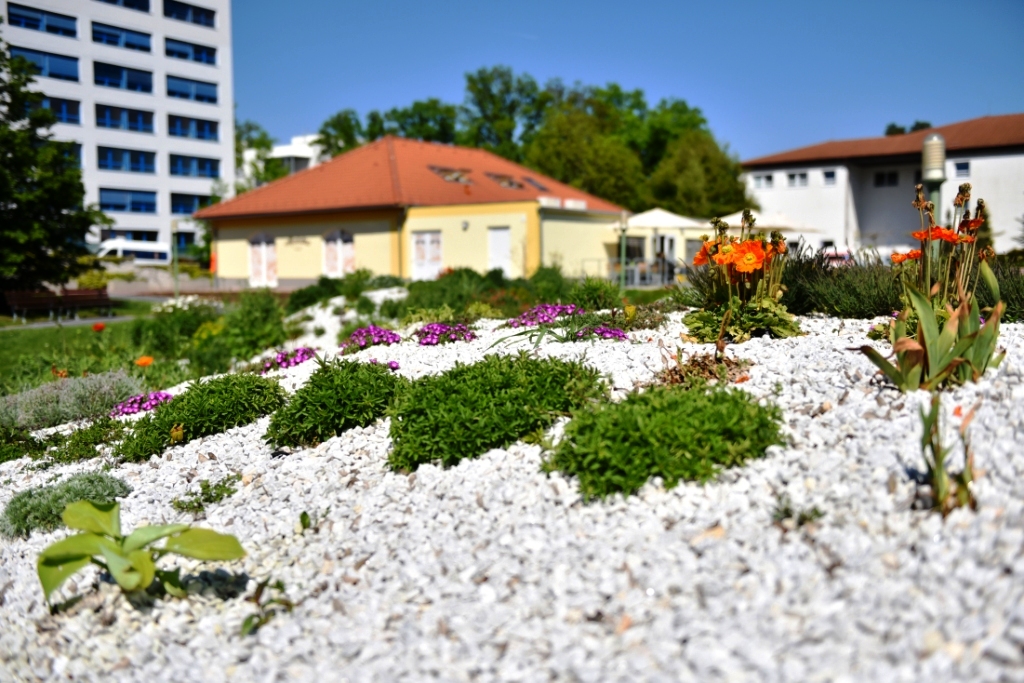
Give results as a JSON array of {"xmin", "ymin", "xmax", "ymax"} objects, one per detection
[
  {"xmin": 1, "ymin": 472, "xmax": 132, "ymax": 538},
  {"xmin": 0, "ymin": 370, "xmax": 143, "ymax": 431},
  {"xmin": 545, "ymin": 384, "xmax": 783, "ymax": 500},
  {"xmin": 389, "ymin": 353, "xmax": 606, "ymax": 470},
  {"xmin": 172, "ymin": 473, "xmax": 242, "ymax": 514},
  {"xmin": 266, "ymin": 359, "xmax": 405, "ymax": 448},
  {"xmin": 116, "ymin": 374, "xmax": 285, "ymax": 462}
]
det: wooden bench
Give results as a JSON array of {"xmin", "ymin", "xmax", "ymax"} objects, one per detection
[
  {"xmin": 4, "ymin": 290, "xmax": 63, "ymax": 323},
  {"xmin": 60, "ymin": 288, "xmax": 112, "ymax": 320}
]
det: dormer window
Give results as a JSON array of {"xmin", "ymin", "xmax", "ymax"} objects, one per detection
[
  {"xmin": 522, "ymin": 177, "xmax": 549, "ymax": 191},
  {"xmin": 429, "ymin": 166, "xmax": 472, "ymax": 184},
  {"xmin": 486, "ymin": 173, "xmax": 524, "ymax": 189}
]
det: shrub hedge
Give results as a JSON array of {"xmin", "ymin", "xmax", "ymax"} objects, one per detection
[
  {"xmin": 0, "ymin": 369, "xmax": 143, "ymax": 431},
  {"xmin": 265, "ymin": 360, "xmax": 405, "ymax": 448},
  {"xmin": 545, "ymin": 384, "xmax": 783, "ymax": 499},
  {"xmin": 116, "ymin": 374, "xmax": 285, "ymax": 461},
  {"xmin": 388, "ymin": 353, "xmax": 605, "ymax": 471},
  {"xmin": 1, "ymin": 472, "xmax": 132, "ymax": 538}
]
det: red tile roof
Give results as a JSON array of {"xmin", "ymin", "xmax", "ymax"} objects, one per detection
[
  {"xmin": 197, "ymin": 136, "xmax": 623, "ymax": 220},
  {"xmin": 743, "ymin": 113, "xmax": 1024, "ymax": 168}
]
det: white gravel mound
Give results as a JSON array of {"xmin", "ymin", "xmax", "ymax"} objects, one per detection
[{"xmin": 2, "ymin": 315, "xmax": 1024, "ymax": 682}]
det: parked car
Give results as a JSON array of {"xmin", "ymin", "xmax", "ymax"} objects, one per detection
[{"xmin": 97, "ymin": 238, "xmax": 170, "ymax": 264}]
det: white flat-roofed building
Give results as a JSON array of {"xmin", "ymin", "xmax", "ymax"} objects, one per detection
[
  {"xmin": 240, "ymin": 134, "xmax": 325, "ymax": 186},
  {"xmin": 742, "ymin": 113, "xmax": 1024, "ymax": 255},
  {"xmin": 1, "ymin": 0, "xmax": 235, "ymax": 261}
]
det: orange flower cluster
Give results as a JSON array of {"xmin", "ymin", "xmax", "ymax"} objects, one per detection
[
  {"xmin": 890, "ymin": 249, "xmax": 923, "ymax": 264},
  {"xmin": 694, "ymin": 237, "xmax": 784, "ymax": 274},
  {"xmin": 910, "ymin": 227, "xmax": 958, "ymax": 244}
]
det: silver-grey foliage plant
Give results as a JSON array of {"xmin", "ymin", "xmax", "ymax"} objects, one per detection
[{"xmin": 0, "ymin": 370, "xmax": 142, "ymax": 430}]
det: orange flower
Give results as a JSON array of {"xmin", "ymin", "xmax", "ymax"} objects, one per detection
[
  {"xmin": 135, "ymin": 356, "xmax": 154, "ymax": 367},
  {"xmin": 693, "ymin": 243, "xmax": 710, "ymax": 266},
  {"xmin": 733, "ymin": 241, "xmax": 766, "ymax": 273},
  {"xmin": 907, "ymin": 249, "xmax": 922, "ymax": 260},
  {"xmin": 891, "ymin": 252, "xmax": 908, "ymax": 264},
  {"xmin": 774, "ymin": 241, "xmax": 787, "ymax": 254},
  {"xmin": 92, "ymin": 322, "xmax": 105, "ymax": 332},
  {"xmin": 959, "ymin": 235, "xmax": 976, "ymax": 244},
  {"xmin": 713, "ymin": 243, "xmax": 737, "ymax": 266},
  {"xmin": 934, "ymin": 227, "xmax": 959, "ymax": 244}
]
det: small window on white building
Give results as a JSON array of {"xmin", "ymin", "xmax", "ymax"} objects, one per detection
[
  {"xmin": 753, "ymin": 173, "xmax": 773, "ymax": 189},
  {"xmin": 955, "ymin": 161, "xmax": 970, "ymax": 178},
  {"xmin": 874, "ymin": 171, "xmax": 899, "ymax": 187},
  {"xmin": 823, "ymin": 170, "xmax": 836, "ymax": 185},
  {"xmin": 787, "ymin": 172, "xmax": 808, "ymax": 187}
]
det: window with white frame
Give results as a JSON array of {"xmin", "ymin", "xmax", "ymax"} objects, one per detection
[
  {"xmin": 955, "ymin": 161, "xmax": 970, "ymax": 178},
  {"xmin": 787, "ymin": 172, "xmax": 808, "ymax": 187},
  {"xmin": 823, "ymin": 170, "xmax": 836, "ymax": 185},
  {"xmin": 753, "ymin": 173, "xmax": 773, "ymax": 189}
]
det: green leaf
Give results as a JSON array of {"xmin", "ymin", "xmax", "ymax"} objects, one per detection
[
  {"xmin": 37, "ymin": 554, "xmax": 92, "ymax": 601},
  {"xmin": 122, "ymin": 524, "xmax": 190, "ymax": 552},
  {"xmin": 100, "ymin": 545, "xmax": 141, "ymax": 592},
  {"xmin": 62, "ymin": 500, "xmax": 121, "ymax": 538},
  {"xmin": 39, "ymin": 532, "xmax": 118, "ymax": 563},
  {"xmin": 907, "ymin": 288, "xmax": 940, "ymax": 366},
  {"xmin": 128, "ymin": 549, "xmax": 157, "ymax": 590},
  {"xmin": 979, "ymin": 260, "xmax": 1000, "ymax": 302},
  {"xmin": 856, "ymin": 346, "xmax": 906, "ymax": 390},
  {"xmin": 240, "ymin": 614, "xmax": 260, "ymax": 636},
  {"xmin": 156, "ymin": 568, "xmax": 187, "ymax": 598},
  {"xmin": 163, "ymin": 528, "xmax": 245, "ymax": 561}
]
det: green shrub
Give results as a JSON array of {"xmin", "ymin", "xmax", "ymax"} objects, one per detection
[
  {"xmin": 266, "ymin": 360, "xmax": 405, "ymax": 447},
  {"xmin": 379, "ymin": 298, "xmax": 405, "ymax": 319},
  {"xmin": 404, "ymin": 268, "xmax": 492, "ymax": 312},
  {"xmin": 286, "ymin": 277, "xmax": 341, "ymax": 314},
  {"xmin": 782, "ymin": 247, "xmax": 902, "ymax": 318},
  {"xmin": 388, "ymin": 353, "xmax": 605, "ymax": 471},
  {"xmin": 222, "ymin": 290, "xmax": 286, "ymax": 360},
  {"xmin": 355, "ymin": 295, "xmax": 377, "ymax": 315},
  {"xmin": 116, "ymin": 374, "xmax": 285, "ymax": 462},
  {"xmin": 567, "ymin": 276, "xmax": 621, "ymax": 311},
  {"xmin": 133, "ymin": 299, "xmax": 221, "ymax": 358},
  {"xmin": 0, "ymin": 425, "xmax": 56, "ymax": 464},
  {"xmin": 1, "ymin": 472, "xmax": 132, "ymax": 538},
  {"xmin": 0, "ymin": 370, "xmax": 143, "ymax": 431},
  {"xmin": 367, "ymin": 274, "xmax": 405, "ymax": 289},
  {"xmin": 528, "ymin": 265, "xmax": 572, "ymax": 303},
  {"xmin": 545, "ymin": 384, "xmax": 783, "ymax": 500},
  {"xmin": 400, "ymin": 304, "xmax": 458, "ymax": 327}
]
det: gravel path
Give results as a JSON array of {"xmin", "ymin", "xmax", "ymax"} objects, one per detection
[{"xmin": 2, "ymin": 313, "xmax": 1024, "ymax": 682}]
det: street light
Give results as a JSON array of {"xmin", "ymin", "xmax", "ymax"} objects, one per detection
[
  {"xmin": 618, "ymin": 210, "xmax": 628, "ymax": 291},
  {"xmin": 922, "ymin": 132, "xmax": 946, "ymax": 212}
]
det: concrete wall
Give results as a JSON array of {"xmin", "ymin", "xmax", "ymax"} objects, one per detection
[
  {"xmin": 942, "ymin": 151, "xmax": 1024, "ymax": 253},
  {"xmin": 745, "ymin": 166, "xmax": 850, "ymax": 249},
  {"xmin": 403, "ymin": 202, "xmax": 538, "ymax": 279},
  {"xmin": 849, "ymin": 164, "xmax": 921, "ymax": 250}
]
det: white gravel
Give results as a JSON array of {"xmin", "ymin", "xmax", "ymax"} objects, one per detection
[{"xmin": 2, "ymin": 311, "xmax": 1024, "ymax": 682}]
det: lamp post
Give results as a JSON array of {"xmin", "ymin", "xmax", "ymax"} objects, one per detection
[
  {"xmin": 171, "ymin": 219, "xmax": 180, "ymax": 299},
  {"xmin": 618, "ymin": 210, "xmax": 628, "ymax": 291},
  {"xmin": 921, "ymin": 133, "xmax": 946, "ymax": 289}
]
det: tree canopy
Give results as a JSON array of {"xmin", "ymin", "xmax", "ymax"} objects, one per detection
[
  {"xmin": 235, "ymin": 119, "xmax": 287, "ymax": 192},
  {"xmin": 311, "ymin": 66, "xmax": 752, "ymax": 217},
  {"xmin": 0, "ymin": 33, "xmax": 110, "ymax": 291}
]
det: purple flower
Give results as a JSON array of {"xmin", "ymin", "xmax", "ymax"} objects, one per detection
[
  {"xmin": 573, "ymin": 325, "xmax": 627, "ymax": 342},
  {"xmin": 261, "ymin": 347, "xmax": 316, "ymax": 374},
  {"xmin": 412, "ymin": 323, "xmax": 476, "ymax": 346},
  {"xmin": 387, "ymin": 360, "xmax": 400, "ymax": 371},
  {"xmin": 110, "ymin": 391, "xmax": 174, "ymax": 417},
  {"xmin": 342, "ymin": 325, "xmax": 401, "ymax": 353},
  {"xmin": 507, "ymin": 304, "xmax": 584, "ymax": 328}
]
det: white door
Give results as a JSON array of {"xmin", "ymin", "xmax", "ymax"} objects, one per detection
[
  {"xmin": 488, "ymin": 226, "xmax": 511, "ymax": 276},
  {"xmin": 324, "ymin": 231, "xmax": 356, "ymax": 278},
  {"xmin": 249, "ymin": 234, "xmax": 278, "ymax": 288},
  {"xmin": 413, "ymin": 231, "xmax": 442, "ymax": 280}
]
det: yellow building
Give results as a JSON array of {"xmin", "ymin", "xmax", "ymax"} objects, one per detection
[{"xmin": 197, "ymin": 137, "xmax": 624, "ymax": 289}]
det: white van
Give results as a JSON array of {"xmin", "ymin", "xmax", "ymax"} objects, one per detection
[{"xmin": 97, "ymin": 238, "xmax": 171, "ymax": 264}]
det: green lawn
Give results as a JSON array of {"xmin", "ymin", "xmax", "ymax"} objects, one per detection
[
  {"xmin": 623, "ymin": 288, "xmax": 671, "ymax": 306},
  {"xmin": 0, "ymin": 298, "xmax": 152, "ymax": 327}
]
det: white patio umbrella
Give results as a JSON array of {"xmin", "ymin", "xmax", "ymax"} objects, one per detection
[
  {"xmin": 715, "ymin": 209, "xmax": 818, "ymax": 234},
  {"xmin": 606, "ymin": 207, "xmax": 709, "ymax": 231}
]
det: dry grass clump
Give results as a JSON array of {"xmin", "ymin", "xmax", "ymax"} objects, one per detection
[{"xmin": 655, "ymin": 351, "xmax": 750, "ymax": 386}]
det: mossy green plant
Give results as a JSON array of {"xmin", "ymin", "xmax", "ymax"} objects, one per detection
[
  {"xmin": 172, "ymin": 473, "xmax": 242, "ymax": 514},
  {"xmin": 544, "ymin": 384, "xmax": 783, "ymax": 500},
  {"xmin": 115, "ymin": 374, "xmax": 285, "ymax": 462},
  {"xmin": 388, "ymin": 353, "xmax": 605, "ymax": 471},
  {"xmin": 1, "ymin": 472, "xmax": 132, "ymax": 538},
  {"xmin": 265, "ymin": 359, "xmax": 405, "ymax": 448}
]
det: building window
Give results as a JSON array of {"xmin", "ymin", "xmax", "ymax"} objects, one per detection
[
  {"xmin": 522, "ymin": 177, "xmax": 549, "ymax": 192},
  {"xmin": 786, "ymin": 172, "xmax": 808, "ymax": 187},
  {"xmin": 280, "ymin": 156, "xmax": 309, "ymax": 174},
  {"xmin": 98, "ymin": 147, "xmax": 156, "ymax": 173},
  {"xmin": 955, "ymin": 161, "xmax": 970, "ymax": 178},
  {"xmin": 102, "ymin": 229, "xmax": 159, "ymax": 242},
  {"xmin": 167, "ymin": 115, "xmax": 218, "ymax": 140},
  {"xmin": 428, "ymin": 166, "xmax": 471, "ymax": 184},
  {"xmin": 94, "ymin": 62, "xmax": 152, "ymax": 92},
  {"xmin": 823, "ymin": 170, "xmax": 836, "ymax": 185},
  {"xmin": 96, "ymin": 104, "xmax": 154, "ymax": 132},
  {"xmin": 100, "ymin": 189, "xmax": 157, "ymax": 213},
  {"xmin": 9, "ymin": 47, "xmax": 78, "ymax": 81},
  {"xmin": 753, "ymin": 173, "xmax": 773, "ymax": 189},
  {"xmin": 92, "ymin": 22, "xmax": 151, "ymax": 51},
  {"xmin": 873, "ymin": 171, "xmax": 899, "ymax": 187},
  {"xmin": 165, "ymin": 38, "xmax": 216, "ymax": 64},
  {"xmin": 485, "ymin": 173, "xmax": 524, "ymax": 189},
  {"xmin": 41, "ymin": 97, "xmax": 80, "ymax": 124},
  {"xmin": 164, "ymin": 0, "xmax": 215, "ymax": 27},
  {"xmin": 169, "ymin": 154, "xmax": 219, "ymax": 178},
  {"xmin": 7, "ymin": 4, "xmax": 77, "ymax": 37},
  {"xmin": 175, "ymin": 231, "xmax": 195, "ymax": 250},
  {"xmin": 167, "ymin": 76, "xmax": 217, "ymax": 103},
  {"xmin": 67, "ymin": 143, "xmax": 82, "ymax": 168},
  {"xmin": 94, "ymin": 0, "xmax": 151, "ymax": 11},
  {"xmin": 171, "ymin": 193, "xmax": 210, "ymax": 215}
]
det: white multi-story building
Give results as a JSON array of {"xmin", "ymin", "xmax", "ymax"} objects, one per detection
[
  {"xmin": 240, "ymin": 134, "xmax": 324, "ymax": 187},
  {"xmin": 2, "ymin": 0, "xmax": 234, "ymax": 261},
  {"xmin": 742, "ymin": 113, "xmax": 1024, "ymax": 254}
]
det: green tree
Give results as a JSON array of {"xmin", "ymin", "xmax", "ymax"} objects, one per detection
[
  {"xmin": 459, "ymin": 66, "xmax": 551, "ymax": 160},
  {"xmin": 647, "ymin": 130, "xmax": 752, "ymax": 218},
  {"xmin": 384, "ymin": 98, "xmax": 458, "ymax": 143},
  {"xmin": 885, "ymin": 123, "xmax": 907, "ymax": 136},
  {"xmin": 363, "ymin": 110, "xmax": 386, "ymax": 142},
  {"xmin": 0, "ymin": 33, "xmax": 110, "ymax": 291},
  {"xmin": 314, "ymin": 109, "xmax": 363, "ymax": 158},
  {"xmin": 235, "ymin": 119, "xmax": 286, "ymax": 193}
]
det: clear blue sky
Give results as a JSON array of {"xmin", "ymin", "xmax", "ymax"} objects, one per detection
[{"xmin": 233, "ymin": 0, "xmax": 1024, "ymax": 161}]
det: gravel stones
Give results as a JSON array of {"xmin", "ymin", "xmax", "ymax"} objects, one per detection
[{"xmin": 2, "ymin": 314, "xmax": 1024, "ymax": 681}]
